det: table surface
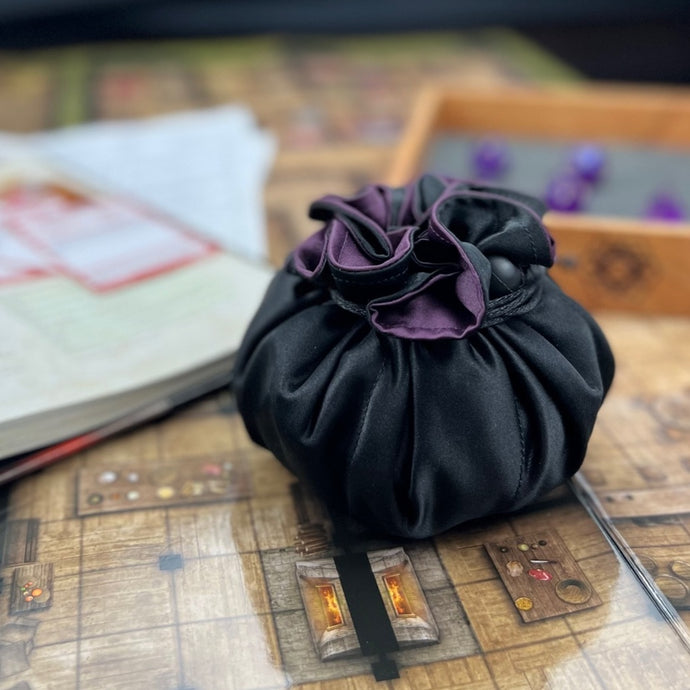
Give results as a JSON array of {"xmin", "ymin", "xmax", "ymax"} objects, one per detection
[{"xmin": 1, "ymin": 31, "xmax": 690, "ymax": 690}]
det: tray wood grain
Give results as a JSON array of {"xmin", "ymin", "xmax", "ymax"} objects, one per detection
[{"xmin": 388, "ymin": 85, "xmax": 690, "ymax": 315}]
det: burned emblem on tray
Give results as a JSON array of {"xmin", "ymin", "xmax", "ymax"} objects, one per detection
[{"xmin": 590, "ymin": 241, "xmax": 652, "ymax": 293}]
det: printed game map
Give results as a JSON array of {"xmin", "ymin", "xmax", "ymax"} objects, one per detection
[{"xmin": 0, "ymin": 344, "xmax": 689, "ymax": 689}]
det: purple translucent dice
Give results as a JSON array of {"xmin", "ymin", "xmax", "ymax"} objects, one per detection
[
  {"xmin": 644, "ymin": 192, "xmax": 686, "ymax": 221},
  {"xmin": 569, "ymin": 143, "xmax": 606, "ymax": 184},
  {"xmin": 544, "ymin": 173, "xmax": 587, "ymax": 213},
  {"xmin": 471, "ymin": 138, "xmax": 510, "ymax": 180}
]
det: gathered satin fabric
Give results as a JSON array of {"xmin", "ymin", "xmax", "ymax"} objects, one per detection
[{"xmin": 233, "ymin": 175, "xmax": 615, "ymax": 538}]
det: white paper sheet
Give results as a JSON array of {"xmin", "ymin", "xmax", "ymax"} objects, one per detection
[{"xmin": 29, "ymin": 105, "xmax": 276, "ymax": 260}]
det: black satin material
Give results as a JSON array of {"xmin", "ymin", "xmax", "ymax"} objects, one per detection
[{"xmin": 233, "ymin": 190, "xmax": 615, "ymax": 539}]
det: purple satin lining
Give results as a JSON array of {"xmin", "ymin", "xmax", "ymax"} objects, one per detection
[{"xmin": 292, "ymin": 176, "xmax": 554, "ymax": 341}]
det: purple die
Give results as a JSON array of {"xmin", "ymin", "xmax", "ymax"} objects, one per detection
[
  {"xmin": 544, "ymin": 173, "xmax": 586, "ymax": 213},
  {"xmin": 471, "ymin": 138, "xmax": 509, "ymax": 180},
  {"xmin": 644, "ymin": 192, "xmax": 686, "ymax": 221},
  {"xmin": 570, "ymin": 143, "xmax": 606, "ymax": 184}
]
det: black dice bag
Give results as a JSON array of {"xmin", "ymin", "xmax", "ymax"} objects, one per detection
[{"xmin": 233, "ymin": 176, "xmax": 615, "ymax": 539}]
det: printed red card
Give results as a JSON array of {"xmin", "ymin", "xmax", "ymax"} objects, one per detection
[{"xmin": 0, "ymin": 180, "xmax": 217, "ymax": 291}]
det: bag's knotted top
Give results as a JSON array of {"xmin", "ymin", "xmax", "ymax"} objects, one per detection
[{"xmin": 292, "ymin": 174, "xmax": 556, "ymax": 340}]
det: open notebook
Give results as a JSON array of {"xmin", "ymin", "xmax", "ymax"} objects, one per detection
[{"xmin": 0, "ymin": 147, "xmax": 274, "ymax": 469}]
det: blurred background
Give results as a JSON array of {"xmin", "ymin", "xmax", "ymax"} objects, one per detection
[
  {"xmin": 1, "ymin": 0, "xmax": 689, "ymax": 265},
  {"xmin": 1, "ymin": 0, "xmax": 689, "ymax": 83}
]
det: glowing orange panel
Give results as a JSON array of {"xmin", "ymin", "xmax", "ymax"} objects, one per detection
[
  {"xmin": 383, "ymin": 573, "xmax": 413, "ymax": 617},
  {"xmin": 316, "ymin": 584, "xmax": 344, "ymax": 628}
]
